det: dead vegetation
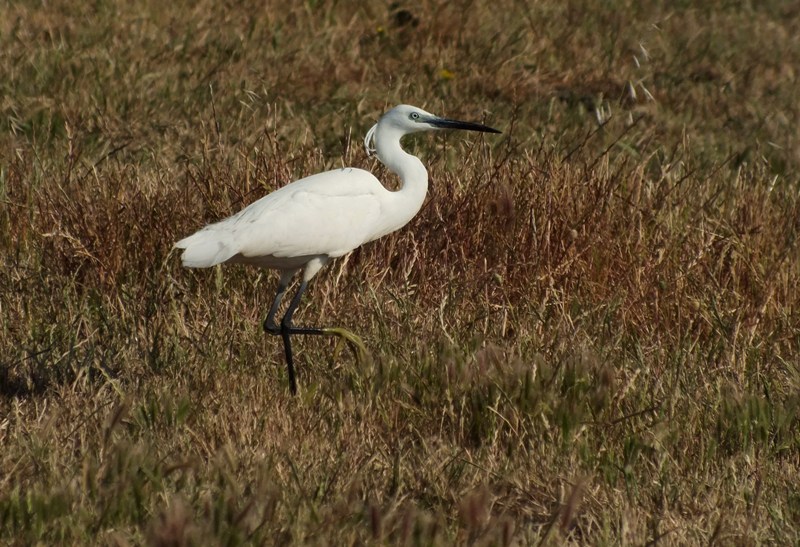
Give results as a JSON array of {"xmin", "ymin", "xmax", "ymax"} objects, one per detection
[{"xmin": 1, "ymin": 0, "xmax": 799, "ymax": 544}]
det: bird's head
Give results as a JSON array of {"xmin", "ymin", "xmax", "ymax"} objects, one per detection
[{"xmin": 365, "ymin": 104, "xmax": 500, "ymax": 156}]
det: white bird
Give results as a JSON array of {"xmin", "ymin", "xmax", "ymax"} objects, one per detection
[{"xmin": 176, "ymin": 104, "xmax": 500, "ymax": 394}]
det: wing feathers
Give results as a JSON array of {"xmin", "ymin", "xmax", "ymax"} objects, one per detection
[
  {"xmin": 174, "ymin": 168, "xmax": 386, "ymax": 269},
  {"xmin": 175, "ymin": 229, "xmax": 239, "ymax": 268}
]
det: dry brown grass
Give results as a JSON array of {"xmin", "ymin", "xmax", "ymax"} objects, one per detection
[{"xmin": 2, "ymin": 0, "xmax": 799, "ymax": 544}]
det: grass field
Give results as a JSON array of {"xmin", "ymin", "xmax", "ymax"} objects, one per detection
[{"xmin": 2, "ymin": 0, "xmax": 799, "ymax": 544}]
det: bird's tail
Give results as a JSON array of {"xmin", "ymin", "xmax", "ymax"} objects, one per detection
[{"xmin": 175, "ymin": 228, "xmax": 239, "ymax": 268}]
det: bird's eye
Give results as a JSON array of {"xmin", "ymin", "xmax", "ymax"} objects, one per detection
[{"xmin": 410, "ymin": 112, "xmax": 420, "ymax": 120}]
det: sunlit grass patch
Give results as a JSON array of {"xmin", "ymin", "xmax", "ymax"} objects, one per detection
[{"xmin": 1, "ymin": 0, "xmax": 799, "ymax": 544}]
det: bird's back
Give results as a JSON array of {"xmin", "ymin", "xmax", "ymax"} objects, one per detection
[{"xmin": 176, "ymin": 168, "xmax": 387, "ymax": 269}]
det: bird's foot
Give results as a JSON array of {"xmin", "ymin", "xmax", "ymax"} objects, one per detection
[{"xmin": 322, "ymin": 327, "xmax": 369, "ymax": 364}]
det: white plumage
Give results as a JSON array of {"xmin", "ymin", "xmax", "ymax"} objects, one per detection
[
  {"xmin": 176, "ymin": 168, "xmax": 386, "ymax": 269},
  {"xmin": 175, "ymin": 104, "xmax": 500, "ymax": 394}
]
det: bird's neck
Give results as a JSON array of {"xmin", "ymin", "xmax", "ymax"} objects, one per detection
[{"xmin": 375, "ymin": 128, "xmax": 429, "ymax": 227}]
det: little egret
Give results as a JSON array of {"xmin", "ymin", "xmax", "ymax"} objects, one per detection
[{"xmin": 176, "ymin": 104, "xmax": 500, "ymax": 394}]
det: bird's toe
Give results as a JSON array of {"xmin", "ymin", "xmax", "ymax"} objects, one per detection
[{"xmin": 323, "ymin": 327, "xmax": 370, "ymax": 364}]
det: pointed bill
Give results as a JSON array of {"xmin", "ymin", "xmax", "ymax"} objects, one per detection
[{"xmin": 425, "ymin": 117, "xmax": 501, "ymax": 134}]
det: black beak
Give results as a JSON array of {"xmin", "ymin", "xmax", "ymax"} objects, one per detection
[{"xmin": 427, "ymin": 117, "xmax": 502, "ymax": 134}]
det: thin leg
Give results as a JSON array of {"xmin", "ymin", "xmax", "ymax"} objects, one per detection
[
  {"xmin": 281, "ymin": 280, "xmax": 321, "ymax": 333},
  {"xmin": 280, "ymin": 279, "xmax": 317, "ymax": 395},
  {"xmin": 267, "ymin": 276, "xmax": 369, "ymax": 395},
  {"xmin": 263, "ymin": 282, "xmax": 288, "ymax": 334},
  {"xmin": 281, "ymin": 330, "xmax": 297, "ymax": 395}
]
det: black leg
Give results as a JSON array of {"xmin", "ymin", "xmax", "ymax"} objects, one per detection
[
  {"xmin": 278, "ymin": 279, "xmax": 326, "ymax": 395},
  {"xmin": 263, "ymin": 281, "xmax": 288, "ymax": 334},
  {"xmin": 281, "ymin": 280, "xmax": 327, "ymax": 335},
  {"xmin": 281, "ymin": 328, "xmax": 298, "ymax": 395},
  {"xmin": 265, "ymin": 277, "xmax": 368, "ymax": 395}
]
